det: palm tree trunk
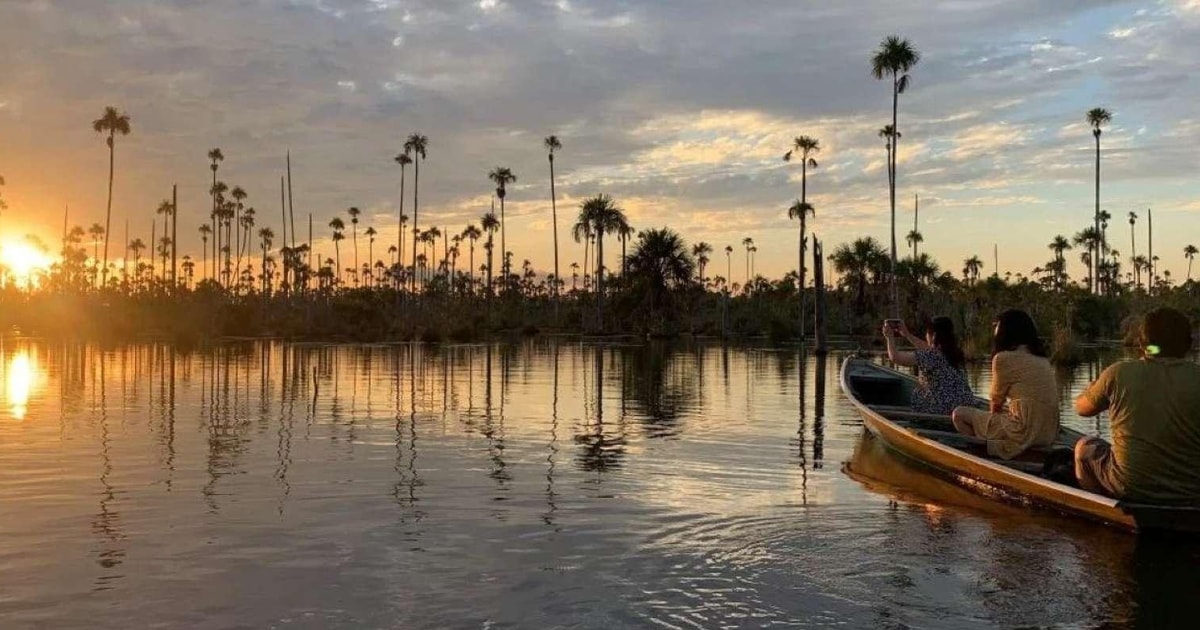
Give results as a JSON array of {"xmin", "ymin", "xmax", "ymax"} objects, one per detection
[
  {"xmin": 500, "ymin": 197, "xmax": 507, "ymax": 281},
  {"xmin": 889, "ymin": 78, "xmax": 899, "ymax": 318},
  {"xmin": 596, "ymin": 232, "xmax": 605, "ymax": 330},
  {"xmin": 398, "ymin": 166, "xmax": 406, "ymax": 287},
  {"xmin": 1148, "ymin": 208, "xmax": 1154, "ymax": 292},
  {"xmin": 799, "ymin": 160, "xmax": 808, "ymax": 341},
  {"xmin": 1188, "ymin": 257, "xmax": 1193, "ymax": 281},
  {"xmin": 486, "ymin": 235, "xmax": 494, "ymax": 295},
  {"xmin": 411, "ymin": 159, "xmax": 420, "ymax": 294},
  {"xmin": 352, "ymin": 226, "xmax": 359, "ymax": 287},
  {"xmin": 102, "ymin": 133, "xmax": 115, "ymax": 288},
  {"xmin": 550, "ymin": 155, "xmax": 559, "ymax": 298},
  {"xmin": 1094, "ymin": 134, "xmax": 1101, "ymax": 295}
]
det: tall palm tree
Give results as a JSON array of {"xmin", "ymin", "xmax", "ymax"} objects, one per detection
[
  {"xmin": 488, "ymin": 167, "xmax": 518, "ymax": 278},
  {"xmin": 347, "ymin": 206, "xmax": 361, "ymax": 286},
  {"xmin": 259, "ymin": 227, "xmax": 275, "ymax": 293},
  {"xmin": 1087, "ymin": 107, "xmax": 1112, "ymax": 294},
  {"xmin": 964, "ymin": 255, "xmax": 983, "ymax": 285},
  {"xmin": 691, "ymin": 242, "xmax": 713, "ymax": 282},
  {"xmin": 198, "ymin": 224, "xmax": 211, "ymax": 281},
  {"xmin": 87, "ymin": 222, "xmax": 105, "ymax": 285},
  {"xmin": 618, "ymin": 222, "xmax": 635, "ymax": 276},
  {"xmin": 92, "ymin": 106, "xmax": 132, "ymax": 287},
  {"xmin": 128, "ymin": 237, "xmax": 146, "ymax": 286},
  {"xmin": 625, "ymin": 228, "xmax": 696, "ymax": 315},
  {"xmin": 1185, "ymin": 244, "xmax": 1198, "ymax": 282},
  {"xmin": 1128, "ymin": 211, "xmax": 1138, "ymax": 266},
  {"xmin": 545, "ymin": 135, "xmax": 563, "ymax": 297},
  {"xmin": 394, "ymin": 152, "xmax": 412, "ymax": 278},
  {"xmin": 724, "ymin": 245, "xmax": 734, "ymax": 290},
  {"xmin": 403, "ymin": 134, "xmax": 428, "ymax": 293},
  {"xmin": 230, "ymin": 186, "xmax": 247, "ymax": 273},
  {"xmin": 462, "ymin": 224, "xmax": 482, "ymax": 291},
  {"xmin": 329, "ymin": 217, "xmax": 345, "ymax": 286},
  {"xmin": 871, "ymin": 36, "xmax": 920, "ymax": 317},
  {"xmin": 207, "ymin": 149, "xmax": 224, "ymax": 277},
  {"xmin": 742, "ymin": 237, "xmax": 754, "ymax": 284},
  {"xmin": 572, "ymin": 204, "xmax": 593, "ymax": 291},
  {"xmin": 481, "ymin": 212, "xmax": 499, "ymax": 295},
  {"xmin": 784, "ymin": 134, "xmax": 820, "ymax": 339},
  {"xmin": 365, "ymin": 226, "xmax": 377, "ymax": 284},
  {"xmin": 155, "ymin": 199, "xmax": 174, "ymax": 283},
  {"xmin": 1049, "ymin": 234, "xmax": 1072, "ymax": 291}
]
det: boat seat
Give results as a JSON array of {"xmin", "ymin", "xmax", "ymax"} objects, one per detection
[{"xmin": 914, "ymin": 428, "xmax": 1076, "ymax": 479}]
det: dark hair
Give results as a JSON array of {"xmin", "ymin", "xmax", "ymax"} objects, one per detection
[
  {"xmin": 1141, "ymin": 307, "xmax": 1193, "ymax": 358},
  {"xmin": 926, "ymin": 316, "xmax": 966, "ymax": 369},
  {"xmin": 993, "ymin": 309, "xmax": 1046, "ymax": 357}
]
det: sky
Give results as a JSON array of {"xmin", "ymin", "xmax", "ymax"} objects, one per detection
[{"xmin": 1, "ymin": 0, "xmax": 1199, "ymax": 285}]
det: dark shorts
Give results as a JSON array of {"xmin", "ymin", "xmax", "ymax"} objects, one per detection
[{"xmin": 1076, "ymin": 437, "xmax": 1125, "ymax": 498}]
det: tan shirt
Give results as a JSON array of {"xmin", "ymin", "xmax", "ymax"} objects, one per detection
[
  {"xmin": 1083, "ymin": 358, "xmax": 1200, "ymax": 504},
  {"xmin": 988, "ymin": 349, "xmax": 1060, "ymax": 458}
]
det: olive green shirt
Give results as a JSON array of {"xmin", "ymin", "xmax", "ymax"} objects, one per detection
[{"xmin": 1083, "ymin": 358, "xmax": 1200, "ymax": 504}]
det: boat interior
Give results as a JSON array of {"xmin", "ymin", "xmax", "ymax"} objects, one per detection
[{"xmin": 845, "ymin": 362, "xmax": 1080, "ymax": 486}]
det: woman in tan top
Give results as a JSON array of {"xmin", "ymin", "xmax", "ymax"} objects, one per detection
[{"xmin": 952, "ymin": 309, "xmax": 1060, "ymax": 459}]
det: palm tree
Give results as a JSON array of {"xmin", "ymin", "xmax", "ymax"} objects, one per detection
[
  {"xmin": 403, "ymin": 134, "xmax": 429, "ymax": 293},
  {"xmin": 128, "ymin": 237, "xmax": 146, "ymax": 286},
  {"xmin": 488, "ymin": 167, "xmax": 518, "ymax": 278},
  {"xmin": 784, "ymin": 135, "xmax": 820, "ymax": 337},
  {"xmin": 391, "ymin": 154, "xmax": 412, "ymax": 276},
  {"xmin": 787, "ymin": 199, "xmax": 815, "ymax": 336},
  {"xmin": 570, "ymin": 262, "xmax": 580, "ymax": 291},
  {"xmin": 198, "ymin": 224, "xmax": 211, "ymax": 281},
  {"xmin": 906, "ymin": 229, "xmax": 923, "ymax": 256},
  {"xmin": 462, "ymin": 224, "xmax": 482, "ymax": 291},
  {"xmin": 230, "ymin": 186, "xmax": 247, "ymax": 274},
  {"xmin": 964, "ymin": 255, "xmax": 983, "ymax": 285},
  {"xmin": 878, "ymin": 125, "xmax": 900, "ymax": 192},
  {"xmin": 1128, "ymin": 211, "xmax": 1138, "ymax": 269},
  {"xmin": 617, "ymin": 222, "xmax": 635, "ymax": 276},
  {"xmin": 154, "ymin": 199, "xmax": 175, "ymax": 283},
  {"xmin": 1049, "ymin": 234, "xmax": 1072, "ymax": 291},
  {"xmin": 87, "ymin": 222, "xmax": 105, "ymax": 285},
  {"xmin": 347, "ymin": 206, "xmax": 361, "ymax": 286},
  {"xmin": 871, "ymin": 36, "xmax": 920, "ymax": 317},
  {"xmin": 724, "ymin": 245, "xmax": 733, "ymax": 290},
  {"xmin": 364, "ymin": 226, "xmax": 377, "ymax": 284},
  {"xmin": 625, "ymin": 228, "xmax": 696, "ymax": 315},
  {"xmin": 207, "ymin": 148, "xmax": 223, "ymax": 274},
  {"xmin": 577, "ymin": 194, "xmax": 628, "ymax": 323},
  {"xmin": 259, "ymin": 227, "xmax": 275, "ymax": 293},
  {"xmin": 691, "ymin": 242, "xmax": 713, "ymax": 282},
  {"xmin": 329, "ymin": 217, "xmax": 345, "ymax": 285},
  {"xmin": 481, "ymin": 212, "xmax": 500, "ymax": 295},
  {"xmin": 1087, "ymin": 107, "xmax": 1112, "ymax": 293},
  {"xmin": 742, "ymin": 237, "xmax": 754, "ymax": 284},
  {"xmin": 831, "ymin": 237, "xmax": 887, "ymax": 314},
  {"xmin": 545, "ymin": 135, "xmax": 563, "ymax": 297},
  {"xmin": 1185, "ymin": 244, "xmax": 1198, "ymax": 282},
  {"xmin": 1132, "ymin": 255, "xmax": 1149, "ymax": 289},
  {"xmin": 92, "ymin": 106, "xmax": 132, "ymax": 287},
  {"xmin": 571, "ymin": 210, "xmax": 593, "ymax": 291}
]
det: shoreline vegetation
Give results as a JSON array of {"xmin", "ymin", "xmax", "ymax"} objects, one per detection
[{"xmin": 2, "ymin": 37, "xmax": 1196, "ymax": 364}]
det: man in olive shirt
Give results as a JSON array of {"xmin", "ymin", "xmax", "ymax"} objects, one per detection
[{"xmin": 1074, "ymin": 307, "xmax": 1200, "ymax": 504}]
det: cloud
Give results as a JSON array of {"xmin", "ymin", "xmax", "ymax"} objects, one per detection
[{"xmin": 0, "ymin": 0, "xmax": 1198, "ymax": 282}]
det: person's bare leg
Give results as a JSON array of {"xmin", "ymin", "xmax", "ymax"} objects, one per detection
[
  {"xmin": 1074, "ymin": 437, "xmax": 1102, "ymax": 493},
  {"xmin": 951, "ymin": 407, "xmax": 975, "ymax": 437}
]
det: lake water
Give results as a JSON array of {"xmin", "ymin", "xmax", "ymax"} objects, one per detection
[{"xmin": 1, "ymin": 339, "xmax": 1198, "ymax": 628}]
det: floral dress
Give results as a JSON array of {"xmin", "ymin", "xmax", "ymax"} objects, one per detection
[{"xmin": 911, "ymin": 348, "xmax": 977, "ymax": 415}]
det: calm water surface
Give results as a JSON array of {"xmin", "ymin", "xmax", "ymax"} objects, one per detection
[{"xmin": 1, "ymin": 339, "xmax": 1198, "ymax": 628}]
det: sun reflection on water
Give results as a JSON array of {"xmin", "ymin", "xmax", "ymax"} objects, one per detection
[{"xmin": 5, "ymin": 350, "xmax": 39, "ymax": 419}]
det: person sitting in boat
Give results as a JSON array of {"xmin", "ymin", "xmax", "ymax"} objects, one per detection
[
  {"xmin": 1074, "ymin": 307, "xmax": 1200, "ymax": 504},
  {"xmin": 881, "ymin": 316, "xmax": 976, "ymax": 415},
  {"xmin": 950, "ymin": 309, "xmax": 1059, "ymax": 459}
]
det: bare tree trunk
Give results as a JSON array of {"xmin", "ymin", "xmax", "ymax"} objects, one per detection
[
  {"xmin": 102, "ymin": 134, "xmax": 115, "ymax": 288},
  {"xmin": 813, "ymin": 237, "xmax": 828, "ymax": 355}
]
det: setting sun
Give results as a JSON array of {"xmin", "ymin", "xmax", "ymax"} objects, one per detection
[{"xmin": 0, "ymin": 239, "xmax": 55, "ymax": 286}]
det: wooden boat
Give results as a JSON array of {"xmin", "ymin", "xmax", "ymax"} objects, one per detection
[{"xmin": 841, "ymin": 356, "xmax": 1200, "ymax": 534}]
